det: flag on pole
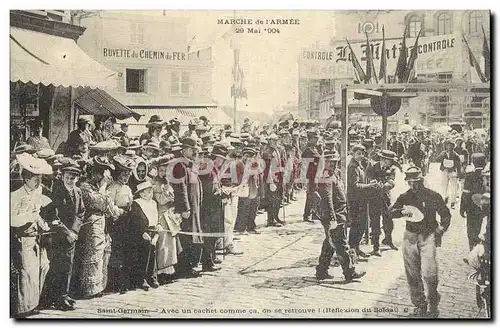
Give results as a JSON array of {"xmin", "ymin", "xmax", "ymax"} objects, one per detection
[
  {"xmin": 463, "ymin": 35, "xmax": 487, "ymax": 83},
  {"xmin": 346, "ymin": 38, "xmax": 366, "ymax": 83},
  {"xmin": 378, "ymin": 25, "xmax": 387, "ymax": 83},
  {"xmin": 405, "ymin": 29, "xmax": 421, "ymax": 83},
  {"xmin": 481, "ymin": 25, "xmax": 490, "ymax": 81},
  {"xmin": 231, "ymin": 48, "xmax": 248, "ymax": 99},
  {"xmin": 364, "ymin": 32, "xmax": 378, "ymax": 84},
  {"xmin": 395, "ymin": 25, "xmax": 408, "ymax": 83}
]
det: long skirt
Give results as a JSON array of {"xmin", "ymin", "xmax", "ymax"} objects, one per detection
[
  {"xmin": 157, "ymin": 232, "xmax": 178, "ymax": 275},
  {"xmin": 72, "ymin": 215, "xmax": 106, "ymax": 297},
  {"xmin": 10, "ymin": 235, "xmax": 49, "ymax": 316}
]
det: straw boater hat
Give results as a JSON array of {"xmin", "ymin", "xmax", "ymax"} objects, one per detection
[
  {"xmin": 146, "ymin": 115, "xmax": 166, "ymax": 128},
  {"xmin": 13, "ymin": 143, "xmax": 37, "ymax": 155},
  {"xmin": 92, "ymin": 156, "xmax": 115, "ymax": 170},
  {"xmin": 211, "ymin": 143, "xmax": 229, "ymax": 159},
  {"xmin": 378, "ymin": 149, "xmax": 397, "ymax": 161},
  {"xmin": 241, "ymin": 147, "xmax": 257, "ymax": 156},
  {"xmin": 351, "ymin": 144, "xmax": 366, "ymax": 153},
  {"xmin": 168, "ymin": 136, "xmax": 182, "ymax": 152},
  {"xmin": 135, "ymin": 180, "xmax": 154, "ymax": 194},
  {"xmin": 404, "ymin": 166, "xmax": 423, "ymax": 182},
  {"xmin": 182, "ymin": 136, "xmax": 202, "ymax": 152},
  {"xmin": 142, "ymin": 140, "xmax": 161, "ymax": 153},
  {"xmin": 324, "ymin": 150, "xmax": 341, "ymax": 161},
  {"xmin": 16, "ymin": 153, "xmax": 53, "ymax": 175},
  {"xmin": 113, "ymin": 155, "xmax": 136, "ymax": 171},
  {"xmin": 60, "ymin": 159, "xmax": 82, "ymax": 176}
]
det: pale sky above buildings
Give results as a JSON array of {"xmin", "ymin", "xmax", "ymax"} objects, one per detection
[{"xmin": 126, "ymin": 10, "xmax": 336, "ymax": 112}]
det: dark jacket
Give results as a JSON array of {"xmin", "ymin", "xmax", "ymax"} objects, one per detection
[
  {"xmin": 389, "ymin": 186, "xmax": 451, "ymax": 236},
  {"xmin": 317, "ymin": 172, "xmax": 347, "ymax": 225},
  {"xmin": 460, "ymin": 169, "xmax": 486, "ymax": 218},
  {"xmin": 301, "ymin": 144, "xmax": 322, "ymax": 181},
  {"xmin": 347, "ymin": 157, "xmax": 377, "ymax": 202},
  {"xmin": 51, "ymin": 180, "xmax": 85, "ymax": 239}
]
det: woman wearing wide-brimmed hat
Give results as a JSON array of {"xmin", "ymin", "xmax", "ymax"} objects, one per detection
[
  {"xmin": 72, "ymin": 156, "xmax": 123, "ymax": 299},
  {"xmin": 129, "ymin": 180, "xmax": 160, "ymax": 291},
  {"xmin": 139, "ymin": 115, "xmax": 166, "ymax": 145},
  {"xmin": 105, "ymin": 155, "xmax": 136, "ymax": 293},
  {"xmin": 10, "ymin": 153, "xmax": 53, "ymax": 317}
]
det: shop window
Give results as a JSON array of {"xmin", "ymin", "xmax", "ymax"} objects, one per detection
[
  {"xmin": 171, "ymin": 71, "xmax": 190, "ymax": 95},
  {"xmin": 437, "ymin": 12, "xmax": 452, "ymax": 35},
  {"xmin": 407, "ymin": 14, "xmax": 423, "ymax": 37},
  {"xmin": 468, "ymin": 11, "xmax": 483, "ymax": 34},
  {"xmin": 126, "ymin": 69, "xmax": 146, "ymax": 93}
]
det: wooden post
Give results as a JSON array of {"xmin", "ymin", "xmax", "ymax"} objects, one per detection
[
  {"xmin": 382, "ymin": 114, "xmax": 388, "ymax": 149},
  {"xmin": 341, "ymin": 86, "xmax": 348, "ymax": 186}
]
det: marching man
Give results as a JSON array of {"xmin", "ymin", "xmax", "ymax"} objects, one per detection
[{"xmin": 389, "ymin": 167, "xmax": 451, "ymax": 318}]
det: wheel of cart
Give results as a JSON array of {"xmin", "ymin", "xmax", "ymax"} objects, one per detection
[{"xmin": 467, "ymin": 257, "xmax": 491, "ymax": 318}]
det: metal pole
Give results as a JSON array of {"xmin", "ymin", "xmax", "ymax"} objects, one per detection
[
  {"xmin": 233, "ymin": 94, "xmax": 237, "ymax": 132},
  {"xmin": 382, "ymin": 114, "xmax": 388, "ymax": 149},
  {"xmin": 341, "ymin": 86, "xmax": 348, "ymax": 186}
]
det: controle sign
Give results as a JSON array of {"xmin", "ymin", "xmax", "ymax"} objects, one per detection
[
  {"xmin": 299, "ymin": 34, "xmax": 461, "ymax": 79},
  {"xmin": 102, "ymin": 48, "xmax": 187, "ymax": 60}
]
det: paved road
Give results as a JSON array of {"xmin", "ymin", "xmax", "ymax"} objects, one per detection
[{"xmin": 32, "ymin": 164, "xmax": 485, "ymax": 319}]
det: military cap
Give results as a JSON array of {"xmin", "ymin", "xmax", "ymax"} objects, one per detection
[
  {"xmin": 378, "ymin": 149, "xmax": 397, "ymax": 160},
  {"xmin": 351, "ymin": 144, "xmax": 366, "ymax": 152}
]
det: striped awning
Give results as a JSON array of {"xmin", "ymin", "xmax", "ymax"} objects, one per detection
[
  {"xmin": 74, "ymin": 89, "xmax": 142, "ymax": 121},
  {"xmin": 10, "ymin": 27, "xmax": 117, "ymax": 89}
]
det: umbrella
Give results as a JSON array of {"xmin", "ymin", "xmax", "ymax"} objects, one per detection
[
  {"xmin": 399, "ymin": 124, "xmax": 412, "ymax": 133},
  {"xmin": 278, "ymin": 112, "xmax": 294, "ymax": 123}
]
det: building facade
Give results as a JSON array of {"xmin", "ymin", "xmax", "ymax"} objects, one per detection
[
  {"xmin": 75, "ymin": 11, "xmax": 230, "ymax": 135},
  {"xmin": 298, "ymin": 10, "xmax": 490, "ymax": 129}
]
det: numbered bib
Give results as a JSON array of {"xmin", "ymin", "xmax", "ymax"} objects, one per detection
[{"xmin": 443, "ymin": 159, "xmax": 454, "ymax": 168}]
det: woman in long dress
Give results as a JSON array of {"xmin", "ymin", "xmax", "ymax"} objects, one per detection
[
  {"xmin": 10, "ymin": 154, "xmax": 52, "ymax": 317},
  {"xmin": 152, "ymin": 159, "xmax": 180, "ymax": 284},
  {"xmin": 72, "ymin": 157, "xmax": 122, "ymax": 299}
]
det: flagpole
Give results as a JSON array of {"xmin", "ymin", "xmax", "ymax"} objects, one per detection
[{"xmin": 232, "ymin": 10, "xmax": 238, "ymax": 131}]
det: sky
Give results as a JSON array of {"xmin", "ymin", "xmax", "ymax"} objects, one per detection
[{"xmin": 134, "ymin": 10, "xmax": 336, "ymax": 112}]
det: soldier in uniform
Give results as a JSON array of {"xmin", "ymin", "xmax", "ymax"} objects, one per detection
[
  {"xmin": 315, "ymin": 150, "xmax": 366, "ymax": 282},
  {"xmin": 389, "ymin": 167, "xmax": 451, "ymax": 318},
  {"xmin": 347, "ymin": 144, "xmax": 379, "ymax": 258},
  {"xmin": 262, "ymin": 133, "xmax": 285, "ymax": 227},
  {"xmin": 301, "ymin": 129, "xmax": 322, "ymax": 223},
  {"xmin": 460, "ymin": 153, "xmax": 487, "ymax": 250},
  {"xmin": 366, "ymin": 150, "xmax": 398, "ymax": 256}
]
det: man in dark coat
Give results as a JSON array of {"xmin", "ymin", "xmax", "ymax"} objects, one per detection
[
  {"xmin": 262, "ymin": 133, "xmax": 285, "ymax": 227},
  {"xmin": 301, "ymin": 129, "xmax": 322, "ymax": 223},
  {"xmin": 347, "ymin": 144, "xmax": 379, "ymax": 258},
  {"xmin": 460, "ymin": 153, "xmax": 487, "ymax": 250},
  {"xmin": 42, "ymin": 161, "xmax": 85, "ymax": 311},
  {"xmin": 406, "ymin": 130, "xmax": 427, "ymax": 175},
  {"xmin": 198, "ymin": 144, "xmax": 226, "ymax": 271},
  {"xmin": 366, "ymin": 150, "xmax": 398, "ymax": 256},
  {"xmin": 66, "ymin": 117, "xmax": 92, "ymax": 158},
  {"xmin": 172, "ymin": 136, "xmax": 204, "ymax": 278},
  {"xmin": 315, "ymin": 150, "xmax": 366, "ymax": 282}
]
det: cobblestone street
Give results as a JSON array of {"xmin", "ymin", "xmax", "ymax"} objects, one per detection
[{"xmin": 32, "ymin": 164, "xmax": 484, "ymax": 319}]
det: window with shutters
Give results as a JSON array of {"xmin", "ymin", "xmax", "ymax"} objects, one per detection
[
  {"xmin": 126, "ymin": 69, "xmax": 146, "ymax": 93},
  {"xmin": 468, "ymin": 11, "xmax": 483, "ymax": 34},
  {"xmin": 130, "ymin": 22, "xmax": 145, "ymax": 45},
  {"xmin": 437, "ymin": 12, "xmax": 452, "ymax": 35},
  {"xmin": 171, "ymin": 71, "xmax": 190, "ymax": 96}
]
